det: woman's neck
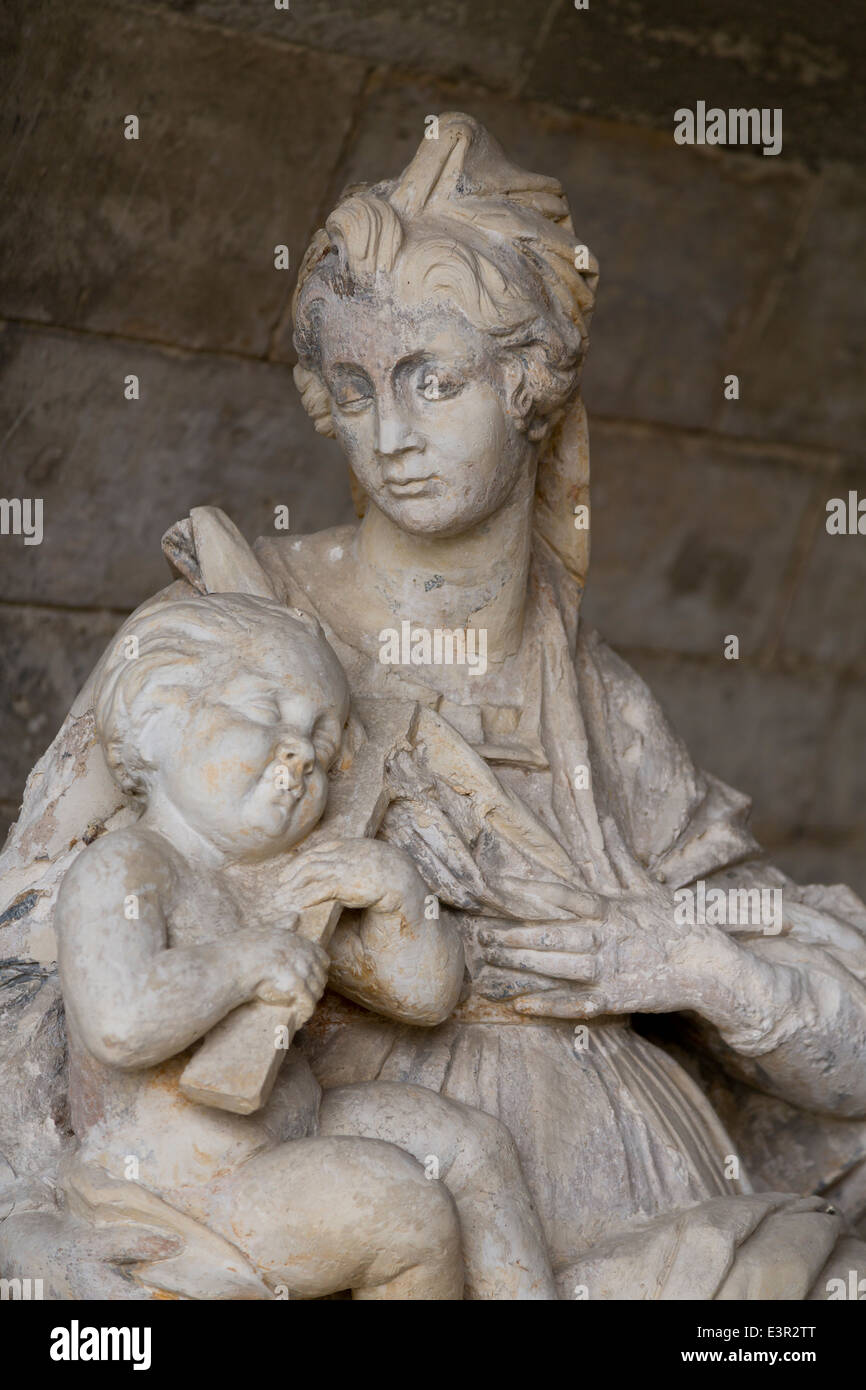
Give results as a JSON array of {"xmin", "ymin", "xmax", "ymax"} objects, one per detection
[{"xmin": 356, "ymin": 476, "xmax": 535, "ymax": 667}]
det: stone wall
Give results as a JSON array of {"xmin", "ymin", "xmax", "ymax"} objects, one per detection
[{"xmin": 2, "ymin": 0, "xmax": 865, "ymax": 893}]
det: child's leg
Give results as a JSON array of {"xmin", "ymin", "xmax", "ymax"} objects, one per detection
[
  {"xmin": 319, "ymin": 1081, "xmax": 557, "ymax": 1300},
  {"xmin": 203, "ymin": 1135, "xmax": 463, "ymax": 1299}
]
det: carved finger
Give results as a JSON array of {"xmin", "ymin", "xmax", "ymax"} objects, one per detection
[
  {"xmin": 291, "ymin": 991, "xmax": 318, "ymax": 1028},
  {"xmin": 304, "ymin": 941, "xmax": 330, "ymax": 969},
  {"xmin": 297, "ymin": 956, "xmax": 325, "ymax": 983},
  {"xmin": 480, "ymin": 946, "xmax": 599, "ymax": 981},
  {"xmin": 513, "ymin": 988, "xmax": 612, "ymax": 1018},
  {"xmin": 301, "ymin": 960, "xmax": 329, "ymax": 991},
  {"xmin": 285, "ymin": 841, "xmax": 357, "ymax": 867},
  {"xmin": 499, "ymin": 878, "xmax": 604, "ymax": 918},
  {"xmin": 278, "ymin": 860, "xmax": 329, "ymax": 884},
  {"xmin": 284, "ymin": 866, "xmax": 341, "ymax": 896},
  {"xmin": 289, "ymin": 882, "xmax": 337, "ymax": 910},
  {"xmin": 478, "ymin": 923, "xmax": 598, "ymax": 952}
]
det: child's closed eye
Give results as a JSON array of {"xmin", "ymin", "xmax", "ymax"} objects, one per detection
[
  {"xmin": 247, "ymin": 700, "xmax": 281, "ymax": 722},
  {"xmin": 218, "ymin": 697, "xmax": 280, "ymax": 726}
]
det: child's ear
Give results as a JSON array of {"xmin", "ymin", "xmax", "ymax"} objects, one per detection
[
  {"xmin": 130, "ymin": 710, "xmax": 163, "ymax": 783},
  {"xmin": 134, "ymin": 696, "xmax": 186, "ymax": 776}
]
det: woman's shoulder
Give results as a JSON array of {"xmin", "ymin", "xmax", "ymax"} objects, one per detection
[{"xmin": 254, "ymin": 524, "xmax": 360, "ymax": 611}]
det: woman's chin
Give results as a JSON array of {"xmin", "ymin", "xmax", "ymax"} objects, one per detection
[{"xmin": 379, "ymin": 494, "xmax": 480, "ymax": 538}]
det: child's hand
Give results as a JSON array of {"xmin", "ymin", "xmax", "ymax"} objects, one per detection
[
  {"xmin": 239, "ymin": 925, "xmax": 329, "ymax": 1018},
  {"xmin": 227, "ymin": 864, "xmax": 301, "ymax": 933},
  {"xmin": 276, "ymin": 839, "xmax": 426, "ymax": 917}
]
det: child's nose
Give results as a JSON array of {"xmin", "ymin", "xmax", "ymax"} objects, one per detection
[{"xmin": 276, "ymin": 737, "xmax": 315, "ymax": 777}]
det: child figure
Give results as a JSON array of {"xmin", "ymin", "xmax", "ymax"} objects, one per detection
[{"xmin": 57, "ymin": 591, "xmax": 555, "ymax": 1300}]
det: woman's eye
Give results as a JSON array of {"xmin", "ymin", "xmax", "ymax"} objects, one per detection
[
  {"xmin": 330, "ymin": 378, "xmax": 373, "ymax": 412},
  {"xmin": 416, "ymin": 369, "xmax": 463, "ymax": 401}
]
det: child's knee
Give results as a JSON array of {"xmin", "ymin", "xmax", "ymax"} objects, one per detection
[
  {"xmin": 380, "ymin": 1142, "xmax": 458, "ymax": 1228},
  {"xmin": 460, "ymin": 1106, "xmax": 519, "ymax": 1169},
  {"xmin": 359, "ymin": 1140, "xmax": 461, "ymax": 1275}
]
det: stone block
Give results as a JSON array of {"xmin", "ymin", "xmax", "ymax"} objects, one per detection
[
  {"xmin": 524, "ymin": 0, "xmax": 863, "ymax": 170},
  {"xmin": 0, "ymin": 604, "xmax": 122, "ymax": 813},
  {"xmin": 0, "ymin": 0, "xmax": 366, "ymax": 352},
  {"xmin": 715, "ymin": 168, "xmax": 866, "ymax": 454},
  {"xmin": 0, "ymin": 323, "xmax": 355, "ymax": 611},
  {"xmin": 138, "ymin": 0, "xmax": 545, "ymax": 91},
  {"xmin": 778, "ymin": 461, "xmax": 866, "ymax": 676},
  {"xmin": 810, "ymin": 682, "xmax": 866, "ymax": 836},
  {"xmin": 621, "ymin": 650, "xmax": 837, "ymax": 833},
  {"xmin": 581, "ymin": 423, "xmax": 814, "ymax": 656}
]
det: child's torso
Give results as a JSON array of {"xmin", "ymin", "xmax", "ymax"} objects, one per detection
[{"xmin": 69, "ymin": 865, "xmax": 320, "ymax": 1195}]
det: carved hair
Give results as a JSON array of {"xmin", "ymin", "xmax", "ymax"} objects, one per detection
[
  {"xmin": 93, "ymin": 593, "xmax": 348, "ymax": 800},
  {"xmin": 292, "ymin": 113, "xmax": 598, "ymax": 588}
]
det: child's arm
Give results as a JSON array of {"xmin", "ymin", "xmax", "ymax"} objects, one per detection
[
  {"xmin": 276, "ymin": 839, "xmax": 464, "ymax": 1025},
  {"xmin": 57, "ymin": 830, "xmax": 328, "ymax": 1070}
]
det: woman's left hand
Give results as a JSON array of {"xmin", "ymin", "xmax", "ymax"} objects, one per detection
[{"xmin": 477, "ymin": 817, "xmax": 740, "ymax": 1021}]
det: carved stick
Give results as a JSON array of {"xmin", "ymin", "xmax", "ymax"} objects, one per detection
[{"xmin": 179, "ymin": 699, "xmax": 417, "ymax": 1116}]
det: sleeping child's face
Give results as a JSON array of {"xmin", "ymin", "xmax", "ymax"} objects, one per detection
[{"xmin": 139, "ymin": 619, "xmax": 348, "ymax": 861}]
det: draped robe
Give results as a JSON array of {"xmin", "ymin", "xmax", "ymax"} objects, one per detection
[{"xmin": 257, "ymin": 528, "xmax": 866, "ymax": 1299}]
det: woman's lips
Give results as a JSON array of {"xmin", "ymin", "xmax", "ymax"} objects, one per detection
[{"xmin": 382, "ymin": 474, "xmax": 435, "ymax": 496}]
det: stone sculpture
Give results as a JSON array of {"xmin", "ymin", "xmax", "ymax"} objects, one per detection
[
  {"xmin": 52, "ymin": 589, "xmax": 553, "ymax": 1299},
  {"xmin": 1, "ymin": 113, "xmax": 865, "ymax": 1300}
]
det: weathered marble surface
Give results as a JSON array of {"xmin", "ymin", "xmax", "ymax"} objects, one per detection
[{"xmin": 2, "ymin": 114, "xmax": 865, "ymax": 1299}]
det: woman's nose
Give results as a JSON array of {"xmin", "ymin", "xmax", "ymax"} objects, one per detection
[{"xmin": 374, "ymin": 398, "xmax": 423, "ymax": 458}]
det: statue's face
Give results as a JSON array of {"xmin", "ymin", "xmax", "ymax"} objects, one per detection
[
  {"xmin": 315, "ymin": 288, "xmax": 536, "ymax": 537},
  {"xmin": 146, "ymin": 638, "xmax": 344, "ymax": 860}
]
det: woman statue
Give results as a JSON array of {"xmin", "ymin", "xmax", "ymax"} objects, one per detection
[{"xmin": 1, "ymin": 113, "xmax": 865, "ymax": 1299}]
